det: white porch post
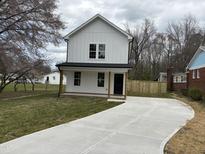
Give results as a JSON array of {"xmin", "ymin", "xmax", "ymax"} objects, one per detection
[
  {"xmin": 125, "ymin": 72, "xmax": 128, "ymax": 99},
  {"xmin": 108, "ymin": 72, "xmax": 111, "ymax": 98},
  {"xmin": 58, "ymin": 69, "xmax": 64, "ymax": 97}
]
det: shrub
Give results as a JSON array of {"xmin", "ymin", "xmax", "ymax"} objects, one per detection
[
  {"xmin": 188, "ymin": 88, "xmax": 203, "ymax": 101},
  {"xmin": 180, "ymin": 89, "xmax": 188, "ymax": 96}
]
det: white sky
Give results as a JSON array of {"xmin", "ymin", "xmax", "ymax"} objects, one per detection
[{"xmin": 47, "ymin": 0, "xmax": 205, "ymax": 68}]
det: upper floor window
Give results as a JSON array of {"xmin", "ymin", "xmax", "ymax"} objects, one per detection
[
  {"xmin": 89, "ymin": 44, "xmax": 96, "ymax": 59},
  {"xmin": 98, "ymin": 44, "xmax": 105, "ymax": 59},
  {"xmin": 53, "ymin": 76, "xmax": 55, "ymax": 80},
  {"xmin": 89, "ymin": 44, "xmax": 105, "ymax": 59},
  {"xmin": 74, "ymin": 72, "xmax": 81, "ymax": 86},
  {"xmin": 197, "ymin": 69, "xmax": 200, "ymax": 79},
  {"xmin": 97, "ymin": 72, "xmax": 105, "ymax": 87},
  {"xmin": 192, "ymin": 70, "xmax": 196, "ymax": 79}
]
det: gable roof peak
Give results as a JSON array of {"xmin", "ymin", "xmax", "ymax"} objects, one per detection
[
  {"xmin": 186, "ymin": 46, "xmax": 205, "ymax": 70},
  {"xmin": 64, "ymin": 14, "xmax": 132, "ymax": 41}
]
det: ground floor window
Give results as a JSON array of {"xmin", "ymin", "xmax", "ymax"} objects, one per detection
[
  {"xmin": 74, "ymin": 72, "xmax": 81, "ymax": 86},
  {"xmin": 192, "ymin": 70, "xmax": 196, "ymax": 79},
  {"xmin": 97, "ymin": 72, "xmax": 104, "ymax": 87}
]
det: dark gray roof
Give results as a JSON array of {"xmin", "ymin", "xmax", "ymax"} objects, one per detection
[{"xmin": 56, "ymin": 62, "xmax": 132, "ymax": 68}]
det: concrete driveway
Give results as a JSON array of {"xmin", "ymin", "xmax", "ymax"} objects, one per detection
[{"xmin": 0, "ymin": 96, "xmax": 194, "ymax": 154}]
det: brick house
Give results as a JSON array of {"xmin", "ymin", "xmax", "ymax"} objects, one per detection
[
  {"xmin": 166, "ymin": 68, "xmax": 187, "ymax": 91},
  {"xmin": 186, "ymin": 46, "xmax": 205, "ymax": 93}
]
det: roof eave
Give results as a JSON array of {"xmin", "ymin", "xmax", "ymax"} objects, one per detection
[
  {"xmin": 186, "ymin": 46, "xmax": 205, "ymax": 70},
  {"xmin": 63, "ymin": 14, "xmax": 132, "ymax": 41},
  {"xmin": 55, "ymin": 62, "xmax": 132, "ymax": 69}
]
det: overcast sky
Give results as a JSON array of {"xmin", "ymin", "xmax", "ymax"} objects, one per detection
[{"xmin": 48, "ymin": 0, "xmax": 205, "ymax": 68}]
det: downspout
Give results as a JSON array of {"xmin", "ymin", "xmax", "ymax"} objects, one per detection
[{"xmin": 65, "ymin": 39, "xmax": 69, "ymax": 62}]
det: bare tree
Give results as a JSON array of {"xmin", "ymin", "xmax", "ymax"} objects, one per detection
[
  {"xmin": 0, "ymin": 51, "xmax": 50, "ymax": 92},
  {"xmin": 127, "ymin": 19, "xmax": 156, "ymax": 64},
  {"xmin": 23, "ymin": 60, "xmax": 51, "ymax": 92},
  {"xmin": 0, "ymin": 0, "xmax": 64, "ymax": 52},
  {"xmin": 166, "ymin": 15, "xmax": 204, "ymax": 71},
  {"xmin": 149, "ymin": 33, "xmax": 165, "ymax": 79},
  {"xmin": 126, "ymin": 19, "xmax": 156, "ymax": 79},
  {"xmin": 125, "ymin": 14, "xmax": 205, "ymax": 80},
  {"xmin": 0, "ymin": 0, "xmax": 64, "ymax": 92}
]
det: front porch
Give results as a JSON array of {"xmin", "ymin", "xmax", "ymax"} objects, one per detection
[{"xmin": 56, "ymin": 63, "xmax": 130, "ymax": 99}]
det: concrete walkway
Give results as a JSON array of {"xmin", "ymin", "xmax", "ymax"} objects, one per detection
[{"xmin": 0, "ymin": 96, "xmax": 194, "ymax": 154}]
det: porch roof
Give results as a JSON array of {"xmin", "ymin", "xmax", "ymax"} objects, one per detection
[{"xmin": 56, "ymin": 62, "xmax": 132, "ymax": 68}]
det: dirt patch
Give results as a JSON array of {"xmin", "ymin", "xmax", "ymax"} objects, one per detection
[{"xmin": 164, "ymin": 94, "xmax": 205, "ymax": 154}]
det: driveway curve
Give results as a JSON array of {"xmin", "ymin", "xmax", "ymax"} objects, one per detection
[{"xmin": 0, "ymin": 96, "xmax": 194, "ymax": 154}]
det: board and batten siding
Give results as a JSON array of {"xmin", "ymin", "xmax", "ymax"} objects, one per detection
[
  {"xmin": 65, "ymin": 71, "xmax": 109, "ymax": 94},
  {"xmin": 67, "ymin": 18, "xmax": 129, "ymax": 64},
  {"xmin": 65, "ymin": 71, "xmax": 126, "ymax": 95}
]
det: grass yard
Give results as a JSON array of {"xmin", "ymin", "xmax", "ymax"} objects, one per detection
[
  {"xmin": 3, "ymin": 83, "xmax": 59, "ymax": 92},
  {"xmin": 164, "ymin": 94, "xmax": 205, "ymax": 154},
  {"xmin": 0, "ymin": 83, "xmax": 60, "ymax": 100},
  {"xmin": 0, "ymin": 93, "xmax": 122, "ymax": 143}
]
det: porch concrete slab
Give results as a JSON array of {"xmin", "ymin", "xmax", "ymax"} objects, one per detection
[{"xmin": 0, "ymin": 96, "xmax": 194, "ymax": 154}]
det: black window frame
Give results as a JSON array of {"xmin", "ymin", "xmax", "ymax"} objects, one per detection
[
  {"xmin": 89, "ymin": 44, "xmax": 96, "ymax": 59},
  {"xmin": 98, "ymin": 44, "xmax": 105, "ymax": 59},
  {"xmin": 97, "ymin": 72, "xmax": 105, "ymax": 87},
  {"xmin": 74, "ymin": 72, "xmax": 81, "ymax": 86}
]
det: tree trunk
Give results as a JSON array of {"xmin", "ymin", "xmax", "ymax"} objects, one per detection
[
  {"xmin": 28, "ymin": 78, "xmax": 35, "ymax": 92},
  {"xmin": 31, "ymin": 81, "xmax": 35, "ymax": 92},
  {"xmin": 14, "ymin": 83, "xmax": 18, "ymax": 92},
  {"xmin": 23, "ymin": 83, "xmax": 27, "ymax": 92},
  {"xmin": 0, "ymin": 86, "xmax": 4, "ymax": 93},
  {"xmin": 45, "ymin": 83, "xmax": 48, "ymax": 91}
]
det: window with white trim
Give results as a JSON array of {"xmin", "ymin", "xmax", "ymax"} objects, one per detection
[
  {"xmin": 176, "ymin": 76, "xmax": 179, "ymax": 83},
  {"xmin": 89, "ymin": 44, "xmax": 96, "ymax": 59},
  {"xmin": 74, "ymin": 72, "xmax": 81, "ymax": 86},
  {"xmin": 97, "ymin": 73, "xmax": 105, "ymax": 87},
  {"xmin": 181, "ymin": 76, "xmax": 186, "ymax": 82},
  {"xmin": 98, "ymin": 44, "xmax": 105, "ymax": 59},
  {"xmin": 197, "ymin": 69, "xmax": 200, "ymax": 79},
  {"xmin": 192, "ymin": 70, "xmax": 196, "ymax": 79}
]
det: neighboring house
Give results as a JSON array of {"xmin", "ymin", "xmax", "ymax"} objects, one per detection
[
  {"xmin": 56, "ymin": 14, "xmax": 133, "ymax": 98},
  {"xmin": 186, "ymin": 46, "xmax": 205, "ymax": 93},
  {"xmin": 172, "ymin": 72, "xmax": 187, "ymax": 91},
  {"xmin": 157, "ymin": 72, "xmax": 167, "ymax": 82},
  {"xmin": 173, "ymin": 73, "xmax": 187, "ymax": 83},
  {"xmin": 161, "ymin": 71, "xmax": 187, "ymax": 91},
  {"xmin": 37, "ymin": 71, "xmax": 66, "ymax": 85},
  {"xmin": 157, "ymin": 72, "xmax": 186, "ymax": 83}
]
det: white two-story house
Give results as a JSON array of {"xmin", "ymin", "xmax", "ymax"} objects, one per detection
[{"xmin": 56, "ymin": 14, "xmax": 133, "ymax": 99}]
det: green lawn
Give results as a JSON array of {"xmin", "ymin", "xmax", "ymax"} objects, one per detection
[
  {"xmin": 3, "ymin": 83, "xmax": 59, "ymax": 92},
  {"xmin": 0, "ymin": 93, "xmax": 122, "ymax": 143},
  {"xmin": 0, "ymin": 83, "xmax": 60, "ymax": 100}
]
